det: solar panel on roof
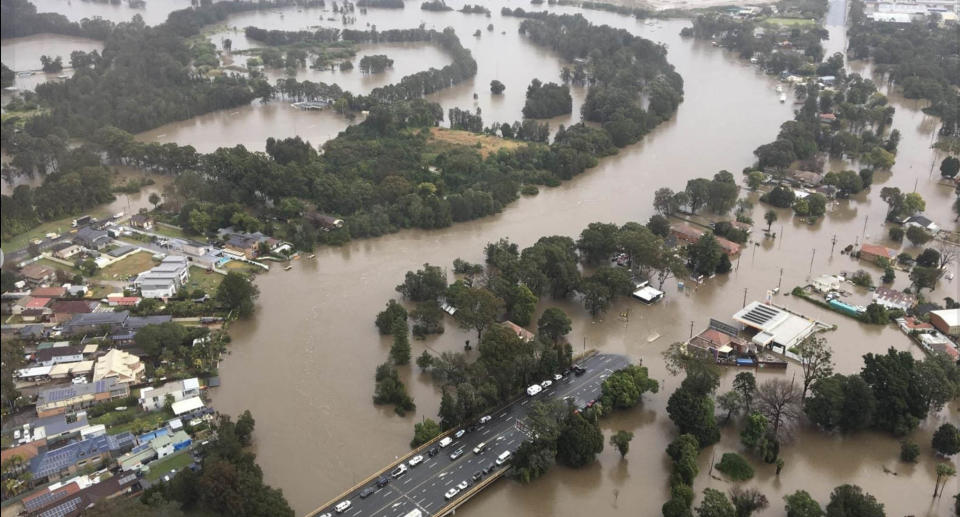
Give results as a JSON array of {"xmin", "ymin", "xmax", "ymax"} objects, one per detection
[{"xmin": 37, "ymin": 496, "xmax": 82, "ymax": 517}]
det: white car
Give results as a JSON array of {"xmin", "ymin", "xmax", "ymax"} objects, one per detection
[
  {"xmin": 553, "ymin": 373, "xmax": 562, "ymax": 381},
  {"xmin": 454, "ymin": 429, "xmax": 466, "ymax": 439},
  {"xmin": 526, "ymin": 384, "xmax": 542, "ymax": 396},
  {"xmin": 479, "ymin": 415, "xmax": 492, "ymax": 424},
  {"xmin": 457, "ymin": 480, "xmax": 469, "ymax": 490},
  {"xmin": 540, "ymin": 380, "xmax": 553, "ymax": 389},
  {"xmin": 334, "ymin": 500, "xmax": 352, "ymax": 514},
  {"xmin": 408, "ymin": 455, "xmax": 424, "ymax": 467},
  {"xmin": 391, "ymin": 464, "xmax": 408, "ymax": 478},
  {"xmin": 445, "ymin": 487, "xmax": 461, "ymax": 500},
  {"xmin": 473, "ymin": 442, "xmax": 486, "ymax": 454}
]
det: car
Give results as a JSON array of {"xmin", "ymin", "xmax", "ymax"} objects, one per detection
[
  {"xmin": 445, "ymin": 487, "xmax": 460, "ymax": 500},
  {"xmin": 408, "ymin": 455, "xmax": 424, "ymax": 467},
  {"xmin": 454, "ymin": 429, "xmax": 466, "ymax": 439},
  {"xmin": 376, "ymin": 476, "xmax": 389, "ymax": 488},
  {"xmin": 427, "ymin": 446, "xmax": 440, "ymax": 457},
  {"xmin": 574, "ymin": 367, "xmax": 586, "ymax": 376},
  {"xmin": 334, "ymin": 500, "xmax": 352, "ymax": 513},
  {"xmin": 472, "ymin": 471, "xmax": 483, "ymax": 481},
  {"xmin": 391, "ymin": 464, "xmax": 408, "ymax": 478},
  {"xmin": 479, "ymin": 415, "xmax": 492, "ymax": 424},
  {"xmin": 438, "ymin": 437, "xmax": 453, "ymax": 448},
  {"xmin": 473, "ymin": 442, "xmax": 486, "ymax": 454},
  {"xmin": 482, "ymin": 463, "xmax": 494, "ymax": 474},
  {"xmin": 553, "ymin": 373, "xmax": 563, "ymax": 381},
  {"xmin": 359, "ymin": 487, "xmax": 375, "ymax": 499},
  {"xmin": 540, "ymin": 380, "xmax": 553, "ymax": 389},
  {"xmin": 526, "ymin": 384, "xmax": 542, "ymax": 396},
  {"xmin": 586, "ymin": 399, "xmax": 596, "ymax": 408},
  {"xmin": 457, "ymin": 480, "xmax": 469, "ymax": 490},
  {"xmin": 449, "ymin": 447, "xmax": 465, "ymax": 460},
  {"xmin": 318, "ymin": 514, "xmax": 332, "ymax": 517}
]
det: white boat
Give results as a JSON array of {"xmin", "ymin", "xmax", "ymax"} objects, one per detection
[
  {"xmin": 779, "ymin": 93, "xmax": 787, "ymax": 103},
  {"xmin": 776, "ymin": 85, "xmax": 783, "ymax": 93}
]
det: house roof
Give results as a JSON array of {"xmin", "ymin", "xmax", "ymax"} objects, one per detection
[
  {"xmin": 65, "ymin": 311, "xmax": 129, "ymax": 329},
  {"xmin": 671, "ymin": 224, "xmax": 705, "ymax": 240},
  {"xmin": 860, "ymin": 243, "xmax": 896, "ymax": 259},
  {"xmin": 906, "ymin": 215, "xmax": 934, "ymax": 227},
  {"xmin": 930, "ymin": 308, "xmax": 960, "ymax": 327},
  {"xmin": 0, "ymin": 439, "xmax": 46, "ymax": 466},
  {"xmin": 171, "ymin": 396, "xmax": 204, "ymax": 415},
  {"xmin": 20, "ymin": 264, "xmax": 54, "ymax": 280},
  {"xmin": 50, "ymin": 300, "xmax": 97, "ymax": 315},
  {"xmin": 35, "ymin": 346, "xmax": 83, "ymax": 362},
  {"xmin": 30, "ymin": 432, "xmax": 133, "ymax": 478},
  {"xmin": 873, "ymin": 286, "xmax": 917, "ymax": 307},
  {"xmin": 93, "ymin": 349, "xmax": 144, "ymax": 383},
  {"xmin": 75, "ymin": 227, "xmax": 109, "ymax": 244},
  {"xmin": 37, "ymin": 378, "xmax": 122, "ymax": 406},
  {"xmin": 22, "ymin": 297, "xmax": 53, "ymax": 309},
  {"xmin": 502, "ymin": 321, "xmax": 535, "ymax": 342},
  {"xmin": 31, "ymin": 287, "xmax": 67, "ymax": 297},
  {"xmin": 22, "ymin": 480, "xmax": 81, "ymax": 512},
  {"xmin": 49, "ymin": 361, "xmax": 94, "ymax": 377}
]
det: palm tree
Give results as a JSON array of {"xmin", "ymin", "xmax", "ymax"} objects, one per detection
[
  {"xmin": 934, "ymin": 462, "xmax": 956, "ymax": 497},
  {"xmin": 764, "ymin": 209, "xmax": 778, "ymax": 233}
]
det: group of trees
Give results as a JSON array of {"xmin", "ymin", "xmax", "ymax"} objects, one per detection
[
  {"xmin": 1, "ymin": 166, "xmax": 114, "ymax": 240},
  {"xmin": 358, "ymin": 54, "xmax": 393, "ymax": 73},
  {"xmin": 521, "ymin": 79, "xmax": 572, "ymax": 118},
  {"xmin": 652, "ymin": 171, "xmax": 740, "ymax": 216},
  {"xmin": 505, "ymin": 10, "xmax": 684, "ymax": 147},
  {"xmin": 510, "ymin": 399, "xmax": 604, "ymax": 482}
]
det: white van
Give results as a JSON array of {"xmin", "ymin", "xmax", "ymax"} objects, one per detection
[
  {"xmin": 334, "ymin": 500, "xmax": 351, "ymax": 513},
  {"xmin": 526, "ymin": 384, "xmax": 542, "ymax": 396},
  {"xmin": 496, "ymin": 451, "xmax": 511, "ymax": 465},
  {"xmin": 438, "ymin": 437, "xmax": 453, "ymax": 448}
]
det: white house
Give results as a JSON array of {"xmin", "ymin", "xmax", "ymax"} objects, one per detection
[
  {"xmin": 135, "ymin": 256, "xmax": 191, "ymax": 298},
  {"xmin": 904, "ymin": 215, "xmax": 939, "ymax": 233},
  {"xmin": 171, "ymin": 396, "xmax": 204, "ymax": 416},
  {"xmin": 139, "ymin": 378, "xmax": 201, "ymax": 412}
]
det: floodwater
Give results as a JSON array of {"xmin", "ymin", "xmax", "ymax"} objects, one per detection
[
  {"xmin": 5, "ymin": 0, "xmax": 958, "ymax": 514},
  {"xmin": 30, "ymin": 0, "xmax": 194, "ymax": 26},
  {"xmin": 0, "ymin": 33, "xmax": 103, "ymax": 101}
]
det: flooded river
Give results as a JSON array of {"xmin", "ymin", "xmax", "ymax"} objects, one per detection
[{"xmin": 4, "ymin": 0, "xmax": 958, "ymax": 514}]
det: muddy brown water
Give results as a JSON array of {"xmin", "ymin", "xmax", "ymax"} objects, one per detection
[{"xmin": 3, "ymin": 0, "xmax": 958, "ymax": 514}]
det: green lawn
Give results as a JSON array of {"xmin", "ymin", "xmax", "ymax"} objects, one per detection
[
  {"xmin": 761, "ymin": 17, "xmax": 816, "ymax": 26},
  {"xmin": 153, "ymin": 223, "xmax": 189, "ymax": 239},
  {"xmin": 145, "ymin": 450, "xmax": 194, "ymax": 481},
  {"xmin": 185, "ymin": 267, "xmax": 225, "ymax": 295},
  {"xmin": 90, "ymin": 408, "xmax": 170, "ymax": 436},
  {"xmin": 97, "ymin": 251, "xmax": 157, "ymax": 281}
]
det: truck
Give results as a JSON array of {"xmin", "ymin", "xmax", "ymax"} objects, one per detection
[{"xmin": 72, "ymin": 215, "xmax": 92, "ymax": 228}]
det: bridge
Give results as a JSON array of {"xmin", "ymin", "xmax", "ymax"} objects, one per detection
[{"xmin": 306, "ymin": 353, "xmax": 629, "ymax": 517}]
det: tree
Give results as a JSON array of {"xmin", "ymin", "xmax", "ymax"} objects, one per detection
[
  {"xmin": 396, "ymin": 264, "xmax": 447, "ymax": 302},
  {"xmin": 577, "ymin": 222, "xmax": 620, "ymax": 264},
  {"xmin": 235, "ymin": 409, "xmax": 255, "ymax": 446},
  {"xmin": 717, "ymin": 390, "xmax": 744, "ymax": 423},
  {"xmin": 825, "ymin": 485, "xmax": 884, "ymax": 517},
  {"xmin": 888, "ymin": 227, "xmax": 904, "ymax": 242},
  {"xmin": 537, "ymin": 308, "xmax": 571, "ymax": 343},
  {"xmin": 796, "ymin": 335, "xmax": 834, "ymax": 400},
  {"xmin": 610, "ymin": 430, "xmax": 633, "ymax": 458},
  {"xmin": 715, "ymin": 453, "xmax": 754, "ymax": 481},
  {"xmin": 647, "ymin": 214, "xmax": 671, "ymax": 237},
  {"xmin": 785, "ymin": 490, "xmax": 824, "ymax": 517},
  {"xmin": 416, "ymin": 350, "xmax": 433, "ymax": 371},
  {"xmin": 375, "ymin": 299, "xmax": 408, "ymax": 334},
  {"xmin": 452, "ymin": 287, "xmax": 503, "ymax": 341},
  {"xmin": 906, "ymin": 225, "xmax": 933, "ymax": 246},
  {"xmin": 935, "ymin": 463, "xmax": 957, "ymax": 498},
  {"xmin": 804, "ymin": 374, "xmax": 875, "ymax": 433},
  {"xmin": 149, "ymin": 192, "xmax": 161, "ymax": 208},
  {"xmin": 390, "ymin": 320, "xmax": 411, "ymax": 365},
  {"xmin": 599, "ymin": 364, "xmax": 658, "ymax": 410},
  {"xmin": 134, "ymin": 322, "xmax": 189, "ymax": 357},
  {"xmin": 688, "ymin": 234, "xmax": 723, "ymax": 277},
  {"xmin": 667, "ymin": 371, "xmax": 721, "ymax": 447},
  {"xmin": 654, "ymin": 187, "xmax": 678, "ymax": 215},
  {"xmin": 941, "ymin": 156, "xmax": 960, "ymax": 179},
  {"xmin": 697, "ymin": 488, "xmax": 736, "ymax": 517},
  {"xmin": 730, "ymin": 487, "xmax": 768, "ymax": 517},
  {"xmin": 733, "ymin": 372, "xmax": 756, "ymax": 412},
  {"xmin": 747, "ymin": 171, "xmax": 764, "ymax": 191},
  {"xmin": 910, "ymin": 266, "xmax": 940, "ymax": 293},
  {"xmin": 216, "ymin": 271, "xmax": 259, "ymax": 318},
  {"xmin": 411, "ymin": 418, "xmax": 441, "ymax": 447},
  {"xmin": 755, "ymin": 379, "xmax": 801, "ymax": 440},
  {"xmin": 918, "ymin": 248, "xmax": 942, "ymax": 268},
  {"xmin": 490, "ymin": 79, "xmax": 505, "ymax": 95},
  {"xmin": 556, "ymin": 411, "xmax": 604, "ymax": 467},
  {"xmin": 933, "ymin": 423, "xmax": 960, "ymax": 456},
  {"xmin": 861, "ymin": 348, "xmax": 929, "ymax": 435},
  {"xmin": 899, "ymin": 440, "xmax": 920, "ymax": 462},
  {"xmin": 373, "ymin": 362, "xmax": 415, "ymax": 415}
]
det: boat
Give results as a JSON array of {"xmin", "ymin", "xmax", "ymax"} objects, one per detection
[
  {"xmin": 284, "ymin": 265, "xmax": 293, "ymax": 271},
  {"xmin": 308, "ymin": 254, "xmax": 316, "ymax": 259},
  {"xmin": 778, "ymin": 93, "xmax": 787, "ymax": 103},
  {"xmin": 775, "ymin": 84, "xmax": 783, "ymax": 93}
]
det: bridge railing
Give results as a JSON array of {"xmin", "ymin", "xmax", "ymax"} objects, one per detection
[{"xmin": 433, "ymin": 467, "xmax": 507, "ymax": 517}]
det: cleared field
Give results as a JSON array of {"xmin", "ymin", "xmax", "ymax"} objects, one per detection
[
  {"xmin": 185, "ymin": 266, "xmax": 225, "ymax": 295},
  {"xmin": 761, "ymin": 17, "xmax": 816, "ymax": 26},
  {"xmin": 428, "ymin": 127, "xmax": 524, "ymax": 158}
]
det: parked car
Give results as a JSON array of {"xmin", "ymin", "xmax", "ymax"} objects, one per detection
[
  {"xmin": 408, "ymin": 455, "xmax": 424, "ymax": 467},
  {"xmin": 473, "ymin": 471, "xmax": 483, "ymax": 481},
  {"xmin": 479, "ymin": 415, "xmax": 492, "ymax": 424},
  {"xmin": 334, "ymin": 500, "xmax": 351, "ymax": 513},
  {"xmin": 454, "ymin": 429, "xmax": 466, "ymax": 439},
  {"xmin": 482, "ymin": 463, "xmax": 495, "ymax": 474},
  {"xmin": 438, "ymin": 437, "xmax": 453, "ymax": 448},
  {"xmin": 540, "ymin": 380, "xmax": 552, "ymax": 389},
  {"xmin": 457, "ymin": 480, "xmax": 469, "ymax": 490},
  {"xmin": 553, "ymin": 373, "xmax": 563, "ymax": 381},
  {"xmin": 449, "ymin": 447, "xmax": 465, "ymax": 460},
  {"xmin": 376, "ymin": 476, "xmax": 389, "ymax": 488},
  {"xmin": 427, "ymin": 446, "xmax": 440, "ymax": 457},
  {"xmin": 359, "ymin": 487, "xmax": 375, "ymax": 499},
  {"xmin": 445, "ymin": 487, "xmax": 460, "ymax": 500},
  {"xmin": 526, "ymin": 384, "xmax": 542, "ymax": 396},
  {"xmin": 391, "ymin": 464, "xmax": 408, "ymax": 478}
]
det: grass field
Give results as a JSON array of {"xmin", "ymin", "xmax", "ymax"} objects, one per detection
[
  {"xmin": 185, "ymin": 267, "xmax": 225, "ymax": 295},
  {"xmin": 427, "ymin": 127, "xmax": 525, "ymax": 158},
  {"xmin": 145, "ymin": 450, "xmax": 194, "ymax": 481},
  {"xmin": 90, "ymin": 408, "xmax": 170, "ymax": 436},
  {"xmin": 761, "ymin": 17, "xmax": 816, "ymax": 26},
  {"xmin": 0, "ymin": 207, "xmax": 113, "ymax": 254},
  {"xmin": 98, "ymin": 251, "xmax": 157, "ymax": 281},
  {"xmin": 152, "ymin": 223, "xmax": 188, "ymax": 239}
]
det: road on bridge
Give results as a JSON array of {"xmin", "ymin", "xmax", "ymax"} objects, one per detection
[{"xmin": 309, "ymin": 353, "xmax": 630, "ymax": 517}]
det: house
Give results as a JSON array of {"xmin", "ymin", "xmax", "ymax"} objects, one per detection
[
  {"xmin": 63, "ymin": 311, "xmax": 129, "ymax": 336},
  {"xmin": 32, "ymin": 286, "xmax": 67, "ymax": 298},
  {"xmin": 895, "ymin": 316, "xmax": 934, "ymax": 333},
  {"xmin": 74, "ymin": 227, "xmax": 111, "ymax": 250},
  {"xmin": 21, "ymin": 480, "xmax": 80, "ymax": 514},
  {"xmin": 129, "ymin": 214, "xmax": 154, "ymax": 230},
  {"xmin": 12, "ymin": 296, "xmax": 52, "ymax": 315},
  {"xmin": 224, "ymin": 234, "xmax": 260, "ymax": 259},
  {"xmin": 134, "ymin": 256, "xmax": 190, "ymax": 298},
  {"xmin": 0, "ymin": 440, "xmax": 46, "ymax": 470},
  {"xmin": 54, "ymin": 244, "xmax": 83, "ymax": 260},
  {"xmin": 670, "ymin": 224, "xmax": 705, "ymax": 245},
  {"xmin": 171, "ymin": 396, "xmax": 204, "ymax": 416},
  {"xmin": 108, "ymin": 245, "xmax": 136, "ymax": 258},
  {"xmin": 105, "ymin": 294, "xmax": 141, "ymax": 307},
  {"xmin": 29, "ymin": 432, "xmax": 135, "ymax": 481},
  {"xmin": 48, "ymin": 361, "xmax": 94, "ymax": 380},
  {"xmin": 63, "ymin": 284, "xmax": 88, "ymax": 297},
  {"xmin": 904, "ymin": 215, "xmax": 939, "ymax": 233},
  {"xmin": 28, "ymin": 472, "xmax": 138, "ymax": 517},
  {"xmin": 307, "ymin": 211, "xmax": 345, "ymax": 231},
  {"xmin": 930, "ymin": 340, "xmax": 959, "ymax": 361},
  {"xmin": 181, "ymin": 240, "xmax": 209, "ymax": 257},
  {"xmin": 50, "ymin": 300, "xmax": 98, "ymax": 324},
  {"xmin": 687, "ymin": 320, "xmax": 752, "ymax": 359},
  {"xmin": 818, "ymin": 113, "xmax": 837, "ymax": 123},
  {"xmin": 715, "ymin": 236, "xmax": 741, "ymax": 256},
  {"xmin": 811, "ymin": 274, "xmax": 842, "ymax": 293},
  {"xmin": 20, "ymin": 264, "xmax": 55, "ymax": 286},
  {"xmin": 93, "ymin": 349, "xmax": 145, "ymax": 384},
  {"xmin": 139, "ymin": 378, "xmax": 201, "ymax": 412},
  {"xmin": 632, "ymin": 282, "xmax": 664, "ymax": 304},
  {"xmin": 859, "ymin": 243, "xmax": 897, "ymax": 265},
  {"xmin": 501, "ymin": 321, "xmax": 535, "ymax": 343},
  {"xmin": 36, "ymin": 379, "xmax": 130, "ymax": 417},
  {"xmin": 819, "ymin": 75, "xmax": 837, "ymax": 86},
  {"xmin": 788, "ymin": 170, "xmax": 823, "ymax": 187},
  {"xmin": 732, "ymin": 301, "xmax": 823, "ymax": 351},
  {"xmin": 929, "ymin": 308, "xmax": 960, "ymax": 337},
  {"xmin": 33, "ymin": 346, "xmax": 84, "ymax": 367},
  {"xmin": 19, "ymin": 324, "xmax": 48, "ymax": 341},
  {"xmin": 29, "ymin": 414, "xmax": 90, "ymax": 441},
  {"xmin": 872, "ymin": 286, "xmax": 917, "ymax": 311}
]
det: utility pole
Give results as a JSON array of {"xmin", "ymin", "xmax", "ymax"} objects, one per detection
[
  {"xmin": 742, "ymin": 288, "xmax": 748, "ymax": 308},
  {"xmin": 861, "ymin": 215, "xmax": 869, "ymax": 242},
  {"xmin": 689, "ymin": 320, "xmax": 694, "ymax": 339},
  {"xmin": 830, "ymin": 234, "xmax": 837, "ymax": 256},
  {"xmin": 777, "ymin": 268, "xmax": 783, "ymax": 291},
  {"xmin": 809, "ymin": 248, "xmax": 816, "ymax": 276}
]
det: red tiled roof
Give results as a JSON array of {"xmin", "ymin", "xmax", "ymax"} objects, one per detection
[
  {"xmin": 715, "ymin": 236, "xmax": 741, "ymax": 255},
  {"xmin": 860, "ymin": 243, "xmax": 895, "ymax": 259},
  {"xmin": 50, "ymin": 300, "xmax": 96, "ymax": 314},
  {"xmin": 24, "ymin": 297, "xmax": 53, "ymax": 309},
  {"xmin": 671, "ymin": 224, "xmax": 705, "ymax": 239},
  {"xmin": 931, "ymin": 342, "xmax": 959, "ymax": 360},
  {"xmin": 0, "ymin": 439, "xmax": 46, "ymax": 465},
  {"xmin": 31, "ymin": 287, "xmax": 67, "ymax": 297},
  {"xmin": 695, "ymin": 329, "xmax": 734, "ymax": 347}
]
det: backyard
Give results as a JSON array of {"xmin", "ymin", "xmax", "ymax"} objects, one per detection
[
  {"xmin": 96, "ymin": 251, "xmax": 157, "ymax": 281},
  {"xmin": 184, "ymin": 267, "xmax": 226, "ymax": 295},
  {"xmin": 144, "ymin": 450, "xmax": 194, "ymax": 482}
]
